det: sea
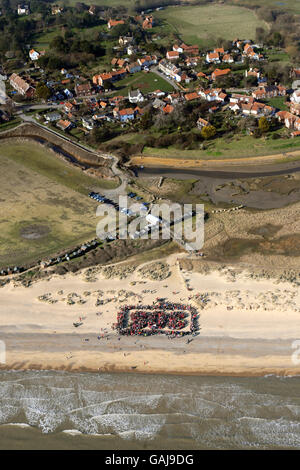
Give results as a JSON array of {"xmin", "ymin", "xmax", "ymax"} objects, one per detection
[{"xmin": 0, "ymin": 370, "xmax": 300, "ymax": 450}]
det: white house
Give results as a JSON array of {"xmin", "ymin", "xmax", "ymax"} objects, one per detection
[
  {"xmin": 17, "ymin": 4, "xmax": 29, "ymax": 15},
  {"xmin": 291, "ymin": 90, "xmax": 300, "ymax": 105},
  {"xmin": 173, "ymin": 44, "xmax": 183, "ymax": 53},
  {"xmin": 29, "ymin": 49, "xmax": 40, "ymax": 61},
  {"xmin": 127, "ymin": 45, "xmax": 135, "ymax": 56},
  {"xmin": 206, "ymin": 52, "xmax": 220, "ymax": 63},
  {"xmin": 128, "ymin": 89, "xmax": 144, "ymax": 104}
]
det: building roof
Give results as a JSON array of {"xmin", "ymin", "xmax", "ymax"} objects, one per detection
[
  {"xmin": 119, "ymin": 107, "xmax": 134, "ymax": 116},
  {"xmin": 197, "ymin": 117, "xmax": 209, "ymax": 126},
  {"xmin": 184, "ymin": 92, "xmax": 199, "ymax": 101},
  {"xmin": 10, "ymin": 73, "xmax": 31, "ymax": 93},
  {"xmin": 167, "ymin": 51, "xmax": 179, "ymax": 58},
  {"xmin": 212, "ymin": 68, "xmax": 231, "ymax": 78},
  {"xmin": 163, "ymin": 104, "xmax": 174, "ymax": 114},
  {"xmin": 207, "ymin": 52, "xmax": 219, "ymax": 60},
  {"xmin": 108, "ymin": 19, "xmax": 125, "ymax": 27},
  {"xmin": 57, "ymin": 119, "xmax": 71, "ymax": 129}
]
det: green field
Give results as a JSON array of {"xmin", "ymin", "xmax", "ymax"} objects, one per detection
[
  {"xmin": 112, "ymin": 71, "xmax": 174, "ymax": 96},
  {"xmin": 0, "ymin": 140, "xmax": 117, "ymax": 267},
  {"xmin": 59, "ymin": 0, "xmax": 136, "ymax": 11},
  {"xmin": 228, "ymin": 0, "xmax": 300, "ymax": 14},
  {"xmin": 265, "ymin": 96, "xmax": 288, "ymax": 111},
  {"xmin": 142, "ymin": 130, "xmax": 300, "ymax": 160},
  {"xmin": 154, "ymin": 4, "xmax": 267, "ymax": 47}
]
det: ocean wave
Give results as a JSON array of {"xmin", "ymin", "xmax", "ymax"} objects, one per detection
[{"xmin": 0, "ymin": 371, "xmax": 300, "ymax": 448}]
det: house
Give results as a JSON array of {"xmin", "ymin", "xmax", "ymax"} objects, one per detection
[
  {"xmin": 206, "ymin": 52, "xmax": 220, "ymax": 63},
  {"xmin": 152, "ymin": 90, "xmax": 165, "ymax": 98},
  {"xmin": 17, "ymin": 4, "xmax": 29, "ymax": 15},
  {"xmin": 128, "ymin": 89, "xmax": 144, "ymax": 104},
  {"xmin": 181, "ymin": 43, "xmax": 199, "ymax": 55},
  {"xmin": 185, "ymin": 56, "xmax": 200, "ymax": 67},
  {"xmin": 245, "ymin": 67, "xmax": 260, "ymax": 79},
  {"xmin": 166, "ymin": 51, "xmax": 179, "ymax": 60},
  {"xmin": 275, "ymin": 110, "xmax": 291, "ymax": 124},
  {"xmin": 44, "ymin": 111, "xmax": 61, "ymax": 122},
  {"xmin": 142, "ymin": 16, "xmax": 153, "ymax": 29},
  {"xmin": 185, "ymin": 92, "xmax": 200, "ymax": 102},
  {"xmin": 75, "ymin": 82, "xmax": 93, "ymax": 97},
  {"xmin": 152, "ymin": 98, "xmax": 165, "ymax": 109},
  {"xmin": 222, "ymin": 54, "xmax": 234, "ymax": 64},
  {"xmin": 291, "ymin": 89, "xmax": 300, "ymax": 105},
  {"xmin": 173, "ymin": 44, "xmax": 183, "ymax": 54},
  {"xmin": 64, "ymin": 102, "xmax": 75, "ymax": 113},
  {"xmin": 285, "ymin": 113, "xmax": 298, "ymax": 129},
  {"xmin": 197, "ymin": 117, "xmax": 209, "ymax": 129},
  {"xmin": 163, "ymin": 104, "xmax": 174, "ymax": 114},
  {"xmin": 119, "ymin": 36, "xmax": 134, "ymax": 46},
  {"xmin": 29, "ymin": 49, "xmax": 41, "ymax": 61},
  {"xmin": 138, "ymin": 55, "xmax": 157, "ymax": 67},
  {"xmin": 64, "ymin": 88, "xmax": 73, "ymax": 99},
  {"xmin": 93, "ymin": 73, "xmax": 112, "ymax": 87},
  {"xmin": 111, "ymin": 58, "xmax": 127, "ymax": 68},
  {"xmin": 243, "ymin": 43, "xmax": 263, "ymax": 61},
  {"xmin": 290, "ymin": 102, "xmax": 300, "ymax": 116},
  {"xmin": 167, "ymin": 92, "xmax": 180, "ymax": 104},
  {"xmin": 9, "ymin": 73, "xmax": 35, "ymax": 98},
  {"xmin": 118, "ymin": 108, "xmax": 135, "ymax": 122},
  {"xmin": 111, "ymin": 68, "xmax": 127, "ymax": 81},
  {"xmin": 82, "ymin": 117, "xmax": 94, "ymax": 130},
  {"xmin": 134, "ymin": 106, "xmax": 147, "ymax": 116},
  {"xmin": 211, "ymin": 68, "xmax": 231, "ymax": 81},
  {"xmin": 214, "ymin": 48, "xmax": 224, "ymax": 55},
  {"xmin": 126, "ymin": 62, "xmax": 141, "ymax": 74},
  {"xmin": 230, "ymin": 94, "xmax": 254, "ymax": 105},
  {"xmin": 197, "ymin": 71, "xmax": 208, "ymax": 80},
  {"xmin": 51, "ymin": 5, "xmax": 63, "ymax": 14},
  {"xmin": 108, "ymin": 19, "xmax": 125, "ymax": 29},
  {"xmin": 127, "ymin": 45, "xmax": 136, "ymax": 56},
  {"xmin": 158, "ymin": 60, "xmax": 182, "ymax": 82},
  {"xmin": 252, "ymin": 85, "xmax": 286, "ymax": 100},
  {"xmin": 57, "ymin": 119, "xmax": 72, "ymax": 131},
  {"xmin": 198, "ymin": 88, "xmax": 226, "ymax": 103}
]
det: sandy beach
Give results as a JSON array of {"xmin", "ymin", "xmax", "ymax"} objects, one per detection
[{"xmin": 1, "ymin": 253, "xmax": 300, "ymax": 377}]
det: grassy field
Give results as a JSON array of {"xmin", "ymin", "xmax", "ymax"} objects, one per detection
[
  {"xmin": 265, "ymin": 96, "xmax": 288, "ymax": 111},
  {"xmin": 61, "ymin": 0, "xmax": 136, "ymax": 9},
  {"xmin": 0, "ymin": 140, "xmax": 117, "ymax": 267},
  {"xmin": 141, "ymin": 131, "xmax": 300, "ymax": 160},
  {"xmin": 112, "ymin": 71, "xmax": 174, "ymax": 96},
  {"xmin": 228, "ymin": 0, "xmax": 300, "ymax": 14},
  {"xmin": 154, "ymin": 4, "xmax": 267, "ymax": 47}
]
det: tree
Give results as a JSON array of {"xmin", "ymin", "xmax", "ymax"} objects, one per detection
[
  {"xmin": 201, "ymin": 125, "xmax": 216, "ymax": 140},
  {"xmin": 258, "ymin": 117, "xmax": 270, "ymax": 134},
  {"xmin": 50, "ymin": 35, "xmax": 67, "ymax": 53},
  {"xmin": 36, "ymin": 83, "xmax": 51, "ymax": 101}
]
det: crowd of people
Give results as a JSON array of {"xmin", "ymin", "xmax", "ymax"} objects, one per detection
[{"xmin": 114, "ymin": 300, "xmax": 198, "ymax": 337}]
